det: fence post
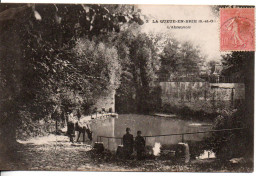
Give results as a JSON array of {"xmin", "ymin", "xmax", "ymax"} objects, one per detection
[
  {"xmin": 182, "ymin": 134, "xmax": 184, "ymax": 143},
  {"xmin": 97, "ymin": 136, "xmax": 99, "ymax": 142},
  {"xmin": 231, "ymin": 88, "xmax": 234, "ymax": 106}
]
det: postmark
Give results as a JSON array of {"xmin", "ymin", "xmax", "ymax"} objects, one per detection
[{"xmin": 220, "ymin": 8, "xmax": 255, "ymax": 51}]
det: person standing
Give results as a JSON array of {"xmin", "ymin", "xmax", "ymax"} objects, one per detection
[
  {"xmin": 75, "ymin": 121, "xmax": 82, "ymax": 143},
  {"xmin": 67, "ymin": 112, "xmax": 76, "ymax": 143},
  {"xmin": 135, "ymin": 131, "xmax": 146, "ymax": 160},
  {"xmin": 67, "ymin": 121, "xmax": 75, "ymax": 143},
  {"xmin": 123, "ymin": 127, "xmax": 134, "ymax": 159}
]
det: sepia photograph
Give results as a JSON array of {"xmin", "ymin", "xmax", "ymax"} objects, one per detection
[{"xmin": 0, "ymin": 3, "xmax": 255, "ymax": 172}]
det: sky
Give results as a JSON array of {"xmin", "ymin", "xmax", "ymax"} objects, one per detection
[{"xmin": 137, "ymin": 5, "xmax": 222, "ymax": 62}]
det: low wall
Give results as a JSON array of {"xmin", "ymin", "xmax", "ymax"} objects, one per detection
[{"xmin": 160, "ymin": 82, "xmax": 245, "ymax": 113}]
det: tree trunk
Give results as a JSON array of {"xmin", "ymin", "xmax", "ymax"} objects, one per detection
[
  {"xmin": 56, "ymin": 119, "xmax": 58, "ymax": 134},
  {"xmin": 0, "ymin": 111, "xmax": 19, "ymax": 152},
  {"xmin": 244, "ymin": 53, "xmax": 254, "ymax": 159}
]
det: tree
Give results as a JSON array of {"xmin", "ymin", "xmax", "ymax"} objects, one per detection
[
  {"xmin": 209, "ymin": 51, "xmax": 254, "ymax": 159},
  {"xmin": 159, "ymin": 39, "xmax": 205, "ymax": 81},
  {"xmin": 73, "ymin": 38, "xmax": 122, "ymax": 98},
  {"xmin": 158, "ymin": 38, "xmax": 181, "ymax": 80},
  {"xmin": 110, "ymin": 26, "xmax": 160, "ymax": 113},
  {"xmin": 0, "ymin": 4, "xmax": 144, "ymax": 149}
]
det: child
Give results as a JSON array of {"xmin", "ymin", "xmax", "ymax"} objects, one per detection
[{"xmin": 135, "ymin": 131, "xmax": 146, "ymax": 160}]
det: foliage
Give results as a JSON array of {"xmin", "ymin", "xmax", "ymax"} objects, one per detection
[
  {"xmin": 16, "ymin": 111, "xmax": 57, "ymax": 140},
  {"xmin": 112, "ymin": 26, "xmax": 161, "ymax": 113},
  {"xmin": 159, "ymin": 39, "xmax": 205, "ymax": 81},
  {"xmin": 190, "ymin": 52, "xmax": 255, "ymax": 160},
  {"xmin": 159, "ymin": 102, "xmax": 252, "ymax": 160},
  {"xmin": 159, "ymin": 103, "xmax": 218, "ymax": 122},
  {"xmin": 73, "ymin": 38, "xmax": 121, "ymax": 91},
  {"xmin": 221, "ymin": 52, "xmax": 254, "ymax": 79},
  {"xmin": 207, "ymin": 105, "xmax": 252, "ymax": 159},
  {"xmin": 0, "ymin": 4, "xmax": 144, "ymax": 143}
]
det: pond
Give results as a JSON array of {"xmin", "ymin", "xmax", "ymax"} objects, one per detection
[{"xmin": 89, "ymin": 114, "xmax": 212, "ymax": 151}]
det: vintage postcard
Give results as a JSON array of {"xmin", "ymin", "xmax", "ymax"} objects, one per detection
[{"xmin": 0, "ymin": 4, "xmax": 255, "ymax": 172}]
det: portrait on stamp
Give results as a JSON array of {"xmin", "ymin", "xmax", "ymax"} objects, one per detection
[{"xmin": 220, "ymin": 8, "xmax": 255, "ymax": 51}]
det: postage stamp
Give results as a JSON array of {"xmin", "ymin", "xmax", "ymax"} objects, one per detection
[
  {"xmin": 220, "ymin": 8, "xmax": 255, "ymax": 51},
  {"xmin": 0, "ymin": 4, "xmax": 255, "ymax": 172}
]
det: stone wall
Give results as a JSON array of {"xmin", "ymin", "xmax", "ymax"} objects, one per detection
[{"xmin": 160, "ymin": 82, "xmax": 245, "ymax": 113}]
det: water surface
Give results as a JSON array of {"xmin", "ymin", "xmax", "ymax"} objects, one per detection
[{"xmin": 90, "ymin": 114, "xmax": 212, "ymax": 151}]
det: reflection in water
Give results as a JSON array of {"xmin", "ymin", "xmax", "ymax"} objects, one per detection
[
  {"xmin": 91, "ymin": 114, "xmax": 212, "ymax": 151},
  {"xmin": 197, "ymin": 150, "xmax": 216, "ymax": 159},
  {"xmin": 153, "ymin": 142, "xmax": 161, "ymax": 156},
  {"xmin": 90, "ymin": 117, "xmax": 116, "ymax": 150}
]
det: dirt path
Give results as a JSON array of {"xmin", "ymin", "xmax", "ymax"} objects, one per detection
[{"xmin": 0, "ymin": 134, "xmax": 253, "ymax": 172}]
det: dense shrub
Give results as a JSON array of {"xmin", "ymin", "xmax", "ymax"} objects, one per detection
[
  {"xmin": 206, "ymin": 105, "xmax": 253, "ymax": 160},
  {"xmin": 16, "ymin": 111, "xmax": 59, "ymax": 140},
  {"xmin": 159, "ymin": 103, "xmax": 218, "ymax": 122}
]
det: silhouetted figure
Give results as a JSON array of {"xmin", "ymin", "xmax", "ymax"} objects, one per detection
[
  {"xmin": 123, "ymin": 127, "xmax": 134, "ymax": 159},
  {"xmin": 75, "ymin": 122, "xmax": 85, "ymax": 143},
  {"xmin": 67, "ymin": 121, "xmax": 75, "ymax": 143},
  {"xmin": 135, "ymin": 131, "xmax": 146, "ymax": 160},
  {"xmin": 76, "ymin": 109, "xmax": 81, "ymax": 120},
  {"xmin": 75, "ymin": 122, "xmax": 93, "ymax": 142},
  {"xmin": 86, "ymin": 124, "xmax": 93, "ymax": 141}
]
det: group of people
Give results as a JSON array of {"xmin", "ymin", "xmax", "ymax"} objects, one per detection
[
  {"xmin": 67, "ymin": 112, "xmax": 93, "ymax": 143},
  {"xmin": 123, "ymin": 127, "xmax": 146, "ymax": 160},
  {"xmin": 67, "ymin": 111, "xmax": 145, "ymax": 160}
]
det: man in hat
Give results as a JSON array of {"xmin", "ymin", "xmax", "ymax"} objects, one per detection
[{"xmin": 123, "ymin": 127, "xmax": 134, "ymax": 159}]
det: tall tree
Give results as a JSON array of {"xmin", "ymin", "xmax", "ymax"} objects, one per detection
[
  {"xmin": 0, "ymin": 4, "xmax": 143, "ymax": 149},
  {"xmin": 159, "ymin": 39, "xmax": 205, "ymax": 81},
  {"xmin": 221, "ymin": 51, "xmax": 254, "ymax": 158},
  {"xmin": 112, "ymin": 26, "xmax": 160, "ymax": 113}
]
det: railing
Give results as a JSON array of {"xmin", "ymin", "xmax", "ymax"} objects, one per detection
[
  {"xmin": 157, "ymin": 76, "xmax": 244, "ymax": 83},
  {"xmin": 97, "ymin": 127, "xmax": 246, "ymax": 149},
  {"xmin": 208, "ymin": 76, "xmax": 244, "ymax": 83}
]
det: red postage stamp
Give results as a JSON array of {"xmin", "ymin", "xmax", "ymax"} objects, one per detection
[{"xmin": 220, "ymin": 8, "xmax": 255, "ymax": 51}]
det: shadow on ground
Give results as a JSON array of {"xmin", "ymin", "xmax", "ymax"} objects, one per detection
[{"xmin": 0, "ymin": 134, "xmax": 253, "ymax": 172}]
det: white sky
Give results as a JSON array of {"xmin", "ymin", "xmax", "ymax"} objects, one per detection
[{"xmin": 138, "ymin": 5, "xmax": 222, "ymax": 62}]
